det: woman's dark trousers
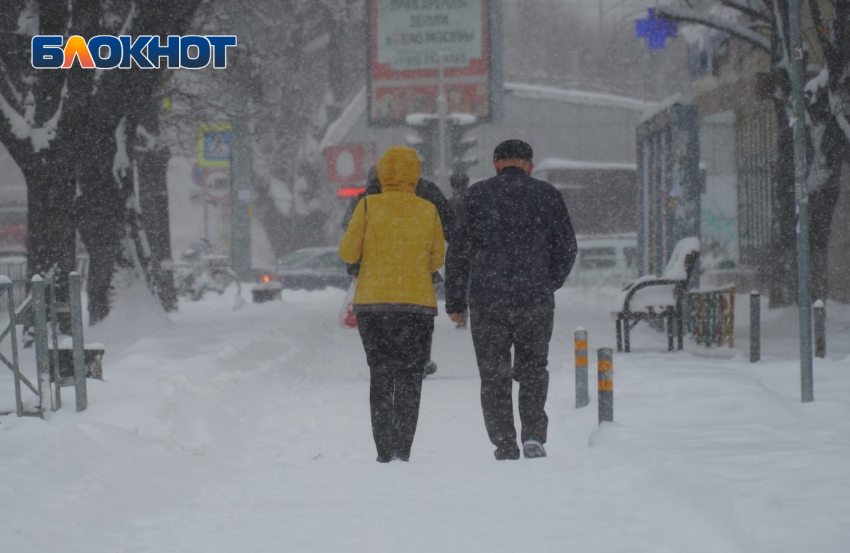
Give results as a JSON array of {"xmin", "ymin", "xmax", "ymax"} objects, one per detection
[{"xmin": 357, "ymin": 311, "xmax": 434, "ymax": 462}]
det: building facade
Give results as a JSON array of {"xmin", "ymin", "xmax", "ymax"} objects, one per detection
[{"xmin": 322, "ymin": 81, "xmax": 655, "ymax": 237}]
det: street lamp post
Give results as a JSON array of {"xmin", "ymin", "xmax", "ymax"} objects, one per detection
[
  {"xmin": 437, "ymin": 52, "xmax": 448, "ymax": 193},
  {"xmin": 787, "ymin": 0, "xmax": 814, "ymax": 402}
]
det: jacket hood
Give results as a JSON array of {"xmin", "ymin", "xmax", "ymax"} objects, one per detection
[{"xmin": 376, "ymin": 146, "xmax": 421, "ymax": 193}]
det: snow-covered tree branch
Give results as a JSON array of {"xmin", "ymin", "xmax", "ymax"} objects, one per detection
[{"xmin": 655, "ymin": 5, "xmax": 772, "ymax": 51}]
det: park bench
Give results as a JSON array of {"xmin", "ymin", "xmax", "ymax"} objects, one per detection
[{"xmin": 613, "ymin": 237, "xmax": 700, "ymax": 353}]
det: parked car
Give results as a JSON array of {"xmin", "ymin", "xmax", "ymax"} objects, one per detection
[
  {"xmin": 251, "ymin": 247, "xmax": 350, "ymax": 302},
  {"xmin": 568, "ymin": 233, "xmax": 638, "ymax": 288}
]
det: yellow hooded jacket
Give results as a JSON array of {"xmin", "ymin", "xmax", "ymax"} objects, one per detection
[{"xmin": 339, "ymin": 146, "xmax": 445, "ymax": 314}]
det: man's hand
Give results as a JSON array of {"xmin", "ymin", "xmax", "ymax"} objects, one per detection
[{"xmin": 448, "ymin": 312, "xmax": 466, "ymax": 326}]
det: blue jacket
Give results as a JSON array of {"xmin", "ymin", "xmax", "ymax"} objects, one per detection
[{"xmin": 445, "ymin": 167, "xmax": 578, "ymax": 312}]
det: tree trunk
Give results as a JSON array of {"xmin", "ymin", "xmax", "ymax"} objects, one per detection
[
  {"xmin": 75, "ymin": 122, "xmax": 127, "ymax": 324},
  {"xmin": 137, "ymin": 143, "xmax": 177, "ymax": 312},
  {"xmin": 77, "ymin": 107, "xmax": 178, "ymax": 323},
  {"xmin": 767, "ymin": 89, "xmax": 798, "ymax": 308},
  {"xmin": 808, "ymin": 115, "xmax": 847, "ymax": 302},
  {"xmin": 20, "ymin": 155, "xmax": 77, "ymax": 331}
]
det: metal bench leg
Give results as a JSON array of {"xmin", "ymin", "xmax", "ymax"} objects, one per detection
[
  {"xmin": 667, "ymin": 312, "xmax": 674, "ymax": 351},
  {"xmin": 624, "ymin": 317, "xmax": 631, "ymax": 353},
  {"xmin": 676, "ymin": 306, "xmax": 684, "ymax": 350},
  {"xmin": 616, "ymin": 317, "xmax": 623, "ymax": 352}
]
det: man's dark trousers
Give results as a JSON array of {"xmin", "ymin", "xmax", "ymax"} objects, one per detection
[
  {"xmin": 357, "ymin": 312, "xmax": 434, "ymax": 461},
  {"xmin": 469, "ymin": 304, "xmax": 554, "ymax": 451}
]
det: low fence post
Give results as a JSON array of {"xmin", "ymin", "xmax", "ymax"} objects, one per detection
[
  {"xmin": 3, "ymin": 278, "xmax": 24, "ymax": 417},
  {"xmin": 49, "ymin": 278, "xmax": 62, "ymax": 410},
  {"xmin": 69, "ymin": 272, "xmax": 87, "ymax": 412},
  {"xmin": 575, "ymin": 328, "xmax": 589, "ymax": 409},
  {"xmin": 597, "ymin": 348, "xmax": 613, "ymax": 424},
  {"xmin": 750, "ymin": 290, "xmax": 760, "ymax": 363},
  {"xmin": 31, "ymin": 276, "xmax": 52, "ymax": 417},
  {"xmin": 814, "ymin": 300, "xmax": 826, "ymax": 359}
]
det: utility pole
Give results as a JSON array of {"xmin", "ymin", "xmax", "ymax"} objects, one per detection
[
  {"xmin": 437, "ymin": 51, "xmax": 448, "ymax": 193},
  {"xmin": 226, "ymin": 7, "xmax": 253, "ymax": 281},
  {"xmin": 599, "ymin": 0, "xmax": 604, "ymax": 36},
  {"xmin": 230, "ymin": 71, "xmax": 253, "ymax": 280},
  {"xmin": 788, "ymin": 0, "xmax": 814, "ymax": 402}
]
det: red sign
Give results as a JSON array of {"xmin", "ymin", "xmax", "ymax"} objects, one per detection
[
  {"xmin": 368, "ymin": 0, "xmax": 492, "ymax": 126},
  {"xmin": 326, "ymin": 144, "xmax": 375, "ymax": 184},
  {"xmin": 192, "ymin": 163, "xmax": 231, "ymax": 202}
]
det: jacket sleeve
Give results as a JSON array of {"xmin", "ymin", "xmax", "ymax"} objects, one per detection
[
  {"xmin": 343, "ymin": 190, "xmax": 373, "ymax": 274},
  {"xmin": 549, "ymin": 195, "xmax": 578, "ymax": 290},
  {"xmin": 339, "ymin": 198, "xmax": 366, "ymax": 265},
  {"xmin": 342, "ymin": 193, "xmax": 360, "ymax": 230},
  {"xmin": 444, "ymin": 193, "xmax": 473, "ymax": 313},
  {"xmin": 419, "ymin": 179, "xmax": 455, "ymax": 243},
  {"xmin": 430, "ymin": 208, "xmax": 446, "ymax": 273}
]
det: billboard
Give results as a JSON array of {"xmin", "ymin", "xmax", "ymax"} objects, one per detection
[{"xmin": 368, "ymin": 0, "xmax": 500, "ymax": 126}]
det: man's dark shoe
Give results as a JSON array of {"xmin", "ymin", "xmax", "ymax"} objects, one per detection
[
  {"xmin": 376, "ymin": 455, "xmax": 392, "ymax": 463},
  {"xmin": 522, "ymin": 440, "xmax": 547, "ymax": 459},
  {"xmin": 494, "ymin": 444, "xmax": 520, "ymax": 460},
  {"xmin": 422, "ymin": 359, "xmax": 438, "ymax": 379}
]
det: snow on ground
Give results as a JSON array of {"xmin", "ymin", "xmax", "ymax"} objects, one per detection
[{"xmin": 2, "ymin": 285, "xmax": 850, "ymax": 552}]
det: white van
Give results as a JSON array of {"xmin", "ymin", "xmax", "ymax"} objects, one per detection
[{"xmin": 568, "ymin": 233, "xmax": 638, "ymax": 288}]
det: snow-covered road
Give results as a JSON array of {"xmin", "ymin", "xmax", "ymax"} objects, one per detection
[{"xmin": 2, "ymin": 287, "xmax": 850, "ymax": 552}]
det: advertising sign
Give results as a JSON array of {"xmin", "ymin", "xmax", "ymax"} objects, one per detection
[
  {"xmin": 368, "ymin": 0, "xmax": 497, "ymax": 126},
  {"xmin": 326, "ymin": 144, "xmax": 377, "ymax": 184}
]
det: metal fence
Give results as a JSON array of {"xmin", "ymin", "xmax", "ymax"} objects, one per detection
[
  {"xmin": 687, "ymin": 286, "xmax": 736, "ymax": 348},
  {"xmin": 636, "ymin": 104, "xmax": 702, "ymax": 279},
  {"xmin": 735, "ymin": 101, "xmax": 776, "ymax": 271},
  {"xmin": 0, "ymin": 255, "xmax": 90, "ymax": 315}
]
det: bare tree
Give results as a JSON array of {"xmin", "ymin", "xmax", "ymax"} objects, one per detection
[
  {"xmin": 0, "ymin": 0, "xmax": 201, "ymax": 325},
  {"xmin": 805, "ymin": 1, "xmax": 850, "ymax": 302},
  {"xmin": 0, "ymin": 1, "xmax": 80, "ymax": 327},
  {"xmin": 166, "ymin": 0, "xmax": 367, "ymax": 259},
  {"xmin": 658, "ymin": 0, "xmax": 849, "ymax": 306},
  {"xmin": 72, "ymin": 1, "xmax": 201, "ymax": 322}
]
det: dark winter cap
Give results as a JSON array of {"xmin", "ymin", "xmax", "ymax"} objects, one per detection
[{"xmin": 493, "ymin": 139, "xmax": 533, "ymax": 163}]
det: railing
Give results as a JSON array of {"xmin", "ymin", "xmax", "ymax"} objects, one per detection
[
  {"xmin": 687, "ymin": 285, "xmax": 735, "ymax": 348},
  {"xmin": 736, "ymin": 101, "xmax": 776, "ymax": 275},
  {"xmin": 1, "ymin": 273, "xmax": 88, "ymax": 417},
  {"xmin": 636, "ymin": 103, "xmax": 701, "ymax": 279},
  {"xmin": 0, "ymin": 255, "xmax": 89, "ymax": 316}
]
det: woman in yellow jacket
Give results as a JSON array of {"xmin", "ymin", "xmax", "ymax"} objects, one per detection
[{"xmin": 339, "ymin": 146, "xmax": 445, "ymax": 463}]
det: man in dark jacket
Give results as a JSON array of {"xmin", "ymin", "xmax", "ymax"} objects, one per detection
[
  {"xmin": 448, "ymin": 173, "xmax": 470, "ymax": 328},
  {"xmin": 445, "ymin": 139, "xmax": 577, "ymax": 461},
  {"xmin": 342, "ymin": 166, "xmax": 455, "ymax": 377},
  {"xmin": 448, "ymin": 172, "xmax": 469, "ymax": 218}
]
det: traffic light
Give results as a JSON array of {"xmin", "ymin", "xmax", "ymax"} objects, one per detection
[
  {"xmin": 405, "ymin": 113, "xmax": 440, "ymax": 178},
  {"xmin": 447, "ymin": 113, "xmax": 479, "ymax": 178}
]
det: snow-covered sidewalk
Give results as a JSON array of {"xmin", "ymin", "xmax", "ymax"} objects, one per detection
[{"xmin": 2, "ymin": 287, "xmax": 849, "ymax": 552}]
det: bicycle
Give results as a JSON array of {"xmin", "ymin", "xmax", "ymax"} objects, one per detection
[{"xmin": 174, "ymin": 239, "xmax": 243, "ymax": 304}]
